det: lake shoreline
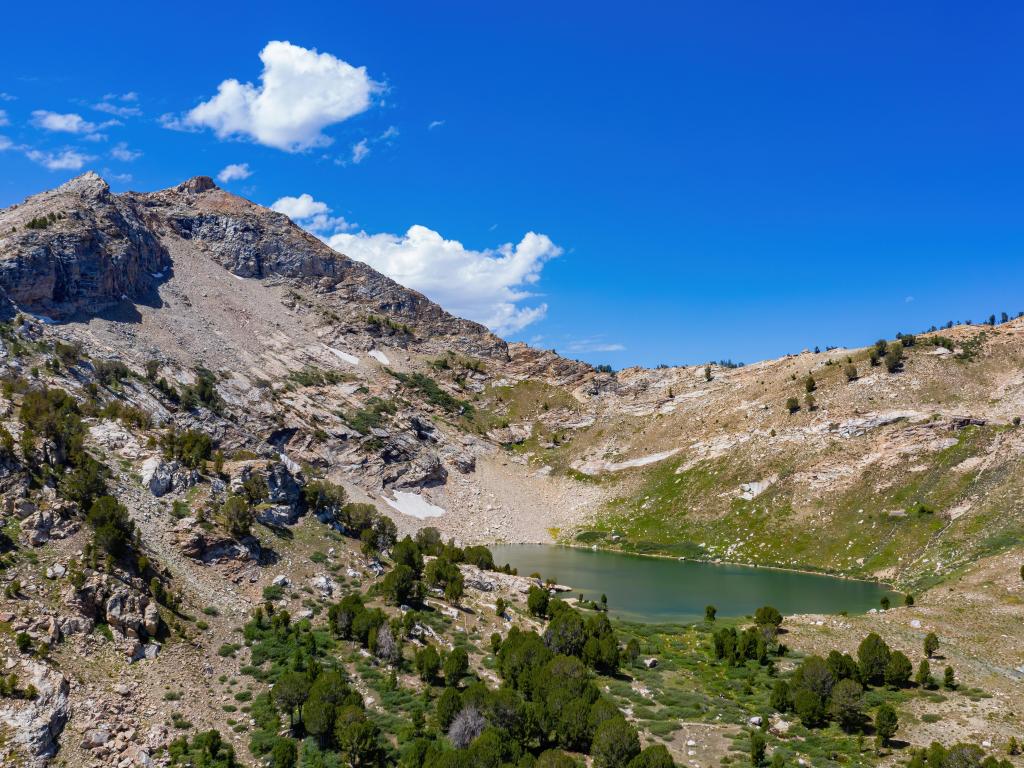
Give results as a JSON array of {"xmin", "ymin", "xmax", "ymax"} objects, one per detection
[{"xmin": 545, "ymin": 541, "xmax": 901, "ymax": 591}]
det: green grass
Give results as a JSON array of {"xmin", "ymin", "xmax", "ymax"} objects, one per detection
[{"xmin": 584, "ymin": 424, "xmax": 1020, "ymax": 588}]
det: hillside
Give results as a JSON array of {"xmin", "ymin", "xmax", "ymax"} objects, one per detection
[{"xmin": 0, "ymin": 174, "xmax": 1019, "ymax": 767}]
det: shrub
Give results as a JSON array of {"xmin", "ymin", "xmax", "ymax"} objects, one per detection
[
  {"xmin": 749, "ymin": 730, "xmax": 766, "ymax": 766},
  {"xmin": 54, "ymin": 341, "xmax": 81, "ymax": 367},
  {"xmin": 86, "ymin": 496, "xmax": 136, "ymax": 560},
  {"xmin": 884, "ymin": 344, "xmax": 903, "ymax": 373},
  {"xmin": 415, "ymin": 646, "xmax": 441, "ymax": 683},
  {"xmin": 830, "ymin": 678, "xmax": 866, "ymax": 731},
  {"xmin": 874, "ymin": 703, "xmax": 898, "ymax": 746},
  {"xmin": 380, "ymin": 564, "xmax": 421, "ymax": 606},
  {"xmin": 592, "ymin": 716, "xmax": 640, "ymax": 768},
  {"xmin": 167, "ymin": 730, "xmax": 237, "ymax": 767},
  {"xmin": 857, "ymin": 632, "xmax": 891, "ymax": 684},
  {"xmin": 221, "ymin": 495, "xmax": 253, "ymax": 538},
  {"xmin": 15, "ymin": 632, "xmax": 32, "ymax": 654},
  {"xmin": 785, "ymin": 397, "xmax": 800, "ymax": 414},
  {"xmin": 884, "ymin": 650, "xmax": 913, "ymax": 688},
  {"xmin": 444, "ymin": 647, "xmax": 469, "ymax": 687},
  {"xmin": 94, "ymin": 360, "xmax": 130, "ymax": 386},
  {"xmin": 943, "ymin": 666, "xmax": 955, "ymax": 689},
  {"xmin": 754, "ymin": 605, "xmax": 783, "ymax": 628},
  {"xmin": 527, "ymin": 585, "xmax": 550, "ymax": 617}
]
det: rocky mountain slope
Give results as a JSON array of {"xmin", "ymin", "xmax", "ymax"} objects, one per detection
[
  {"xmin": 2, "ymin": 172, "xmax": 1022, "ymax": 585},
  {"xmin": 0, "ymin": 173, "xmax": 1020, "ymax": 766}
]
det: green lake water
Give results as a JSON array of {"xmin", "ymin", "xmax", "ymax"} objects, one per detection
[{"xmin": 491, "ymin": 544, "xmax": 900, "ymax": 624}]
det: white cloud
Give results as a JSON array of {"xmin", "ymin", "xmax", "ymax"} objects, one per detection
[
  {"xmin": 379, "ymin": 125, "xmax": 399, "ymax": 141},
  {"xmin": 0, "ymin": 136, "xmax": 12, "ymax": 151},
  {"xmin": 351, "ymin": 138, "xmax": 370, "ymax": 164},
  {"xmin": 274, "ymin": 191, "xmax": 558, "ymax": 333},
  {"xmin": 31, "ymin": 110, "xmax": 117, "ymax": 140},
  {"xmin": 101, "ymin": 167, "xmax": 133, "ymax": 184},
  {"xmin": 216, "ymin": 162, "xmax": 253, "ymax": 183},
  {"xmin": 0, "ymin": 110, "xmax": 8, "ymax": 127},
  {"xmin": 428, "ymin": 120, "xmax": 445, "ymax": 130},
  {"xmin": 0, "ymin": 93, "xmax": 14, "ymax": 102},
  {"xmin": 326, "ymin": 226, "xmax": 560, "ymax": 334},
  {"xmin": 271, "ymin": 193, "xmax": 353, "ymax": 233},
  {"xmin": 25, "ymin": 148, "xmax": 95, "ymax": 171},
  {"xmin": 93, "ymin": 101, "xmax": 142, "ymax": 118},
  {"xmin": 905, "ymin": 295, "xmax": 915, "ymax": 303},
  {"xmin": 110, "ymin": 142, "xmax": 142, "ymax": 161},
  {"xmin": 174, "ymin": 41, "xmax": 381, "ymax": 152},
  {"xmin": 564, "ymin": 338, "xmax": 626, "ymax": 354},
  {"xmin": 32, "ymin": 110, "xmax": 94, "ymax": 133}
]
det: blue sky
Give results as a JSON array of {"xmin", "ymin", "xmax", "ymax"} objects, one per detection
[{"xmin": 2, "ymin": 2, "xmax": 1023, "ymax": 367}]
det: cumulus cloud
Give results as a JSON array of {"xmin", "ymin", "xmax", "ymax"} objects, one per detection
[
  {"xmin": 326, "ymin": 226, "xmax": 560, "ymax": 334},
  {"xmin": 32, "ymin": 110, "xmax": 94, "ymax": 133},
  {"xmin": 216, "ymin": 162, "xmax": 253, "ymax": 183},
  {"xmin": 271, "ymin": 193, "xmax": 353, "ymax": 234},
  {"xmin": 428, "ymin": 120, "xmax": 445, "ymax": 130},
  {"xmin": 351, "ymin": 139, "xmax": 370, "ymax": 164},
  {"xmin": 25, "ymin": 148, "xmax": 95, "ymax": 171},
  {"xmin": 0, "ymin": 110, "xmax": 8, "ymax": 127},
  {"xmin": 110, "ymin": 141, "xmax": 142, "ymax": 161},
  {"xmin": 273, "ymin": 190, "xmax": 560, "ymax": 333},
  {"xmin": 0, "ymin": 136, "xmax": 12, "ymax": 151},
  {"xmin": 31, "ymin": 110, "xmax": 117, "ymax": 140},
  {"xmin": 173, "ymin": 41, "xmax": 381, "ymax": 152}
]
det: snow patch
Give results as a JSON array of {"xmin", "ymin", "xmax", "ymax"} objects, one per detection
[
  {"xmin": 575, "ymin": 448, "xmax": 681, "ymax": 475},
  {"xmin": 384, "ymin": 491, "xmax": 446, "ymax": 520},
  {"xmin": 368, "ymin": 349, "xmax": 390, "ymax": 365},
  {"xmin": 327, "ymin": 347, "xmax": 360, "ymax": 365},
  {"xmin": 737, "ymin": 475, "xmax": 778, "ymax": 500}
]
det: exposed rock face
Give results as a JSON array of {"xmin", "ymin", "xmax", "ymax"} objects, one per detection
[
  {"xmin": 174, "ymin": 517, "xmax": 261, "ymax": 563},
  {"xmin": 265, "ymin": 461, "xmax": 302, "ymax": 507},
  {"xmin": 0, "ymin": 172, "xmax": 170, "ymax": 319},
  {"xmin": 18, "ymin": 499, "xmax": 78, "ymax": 546},
  {"xmin": 143, "ymin": 178, "xmax": 509, "ymax": 359},
  {"xmin": 0, "ymin": 660, "xmax": 71, "ymax": 767},
  {"xmin": 62, "ymin": 572, "xmax": 159, "ymax": 644},
  {"xmin": 139, "ymin": 456, "xmax": 198, "ymax": 497}
]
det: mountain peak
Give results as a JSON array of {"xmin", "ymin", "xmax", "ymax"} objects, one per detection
[
  {"xmin": 175, "ymin": 175, "xmax": 218, "ymax": 194},
  {"xmin": 55, "ymin": 170, "xmax": 109, "ymax": 197}
]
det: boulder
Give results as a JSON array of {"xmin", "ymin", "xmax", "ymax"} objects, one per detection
[
  {"xmin": 140, "ymin": 456, "xmax": 170, "ymax": 496},
  {"xmin": 383, "ymin": 446, "xmax": 448, "ymax": 489},
  {"xmin": 174, "ymin": 518, "xmax": 260, "ymax": 563},
  {"xmin": 143, "ymin": 602, "xmax": 160, "ymax": 637},
  {"xmin": 255, "ymin": 504, "xmax": 300, "ymax": 527},
  {"xmin": 45, "ymin": 563, "xmax": 66, "ymax": 580},
  {"xmin": 310, "ymin": 575, "xmax": 335, "ymax": 597},
  {"xmin": 105, "ymin": 588, "xmax": 151, "ymax": 640},
  {"xmin": 486, "ymin": 424, "xmax": 532, "ymax": 444},
  {"xmin": 20, "ymin": 502, "xmax": 77, "ymax": 547},
  {"xmin": 448, "ymin": 451, "xmax": 476, "ymax": 474}
]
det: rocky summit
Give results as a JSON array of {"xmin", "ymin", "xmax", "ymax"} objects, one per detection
[{"xmin": 0, "ymin": 174, "xmax": 1021, "ymax": 767}]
